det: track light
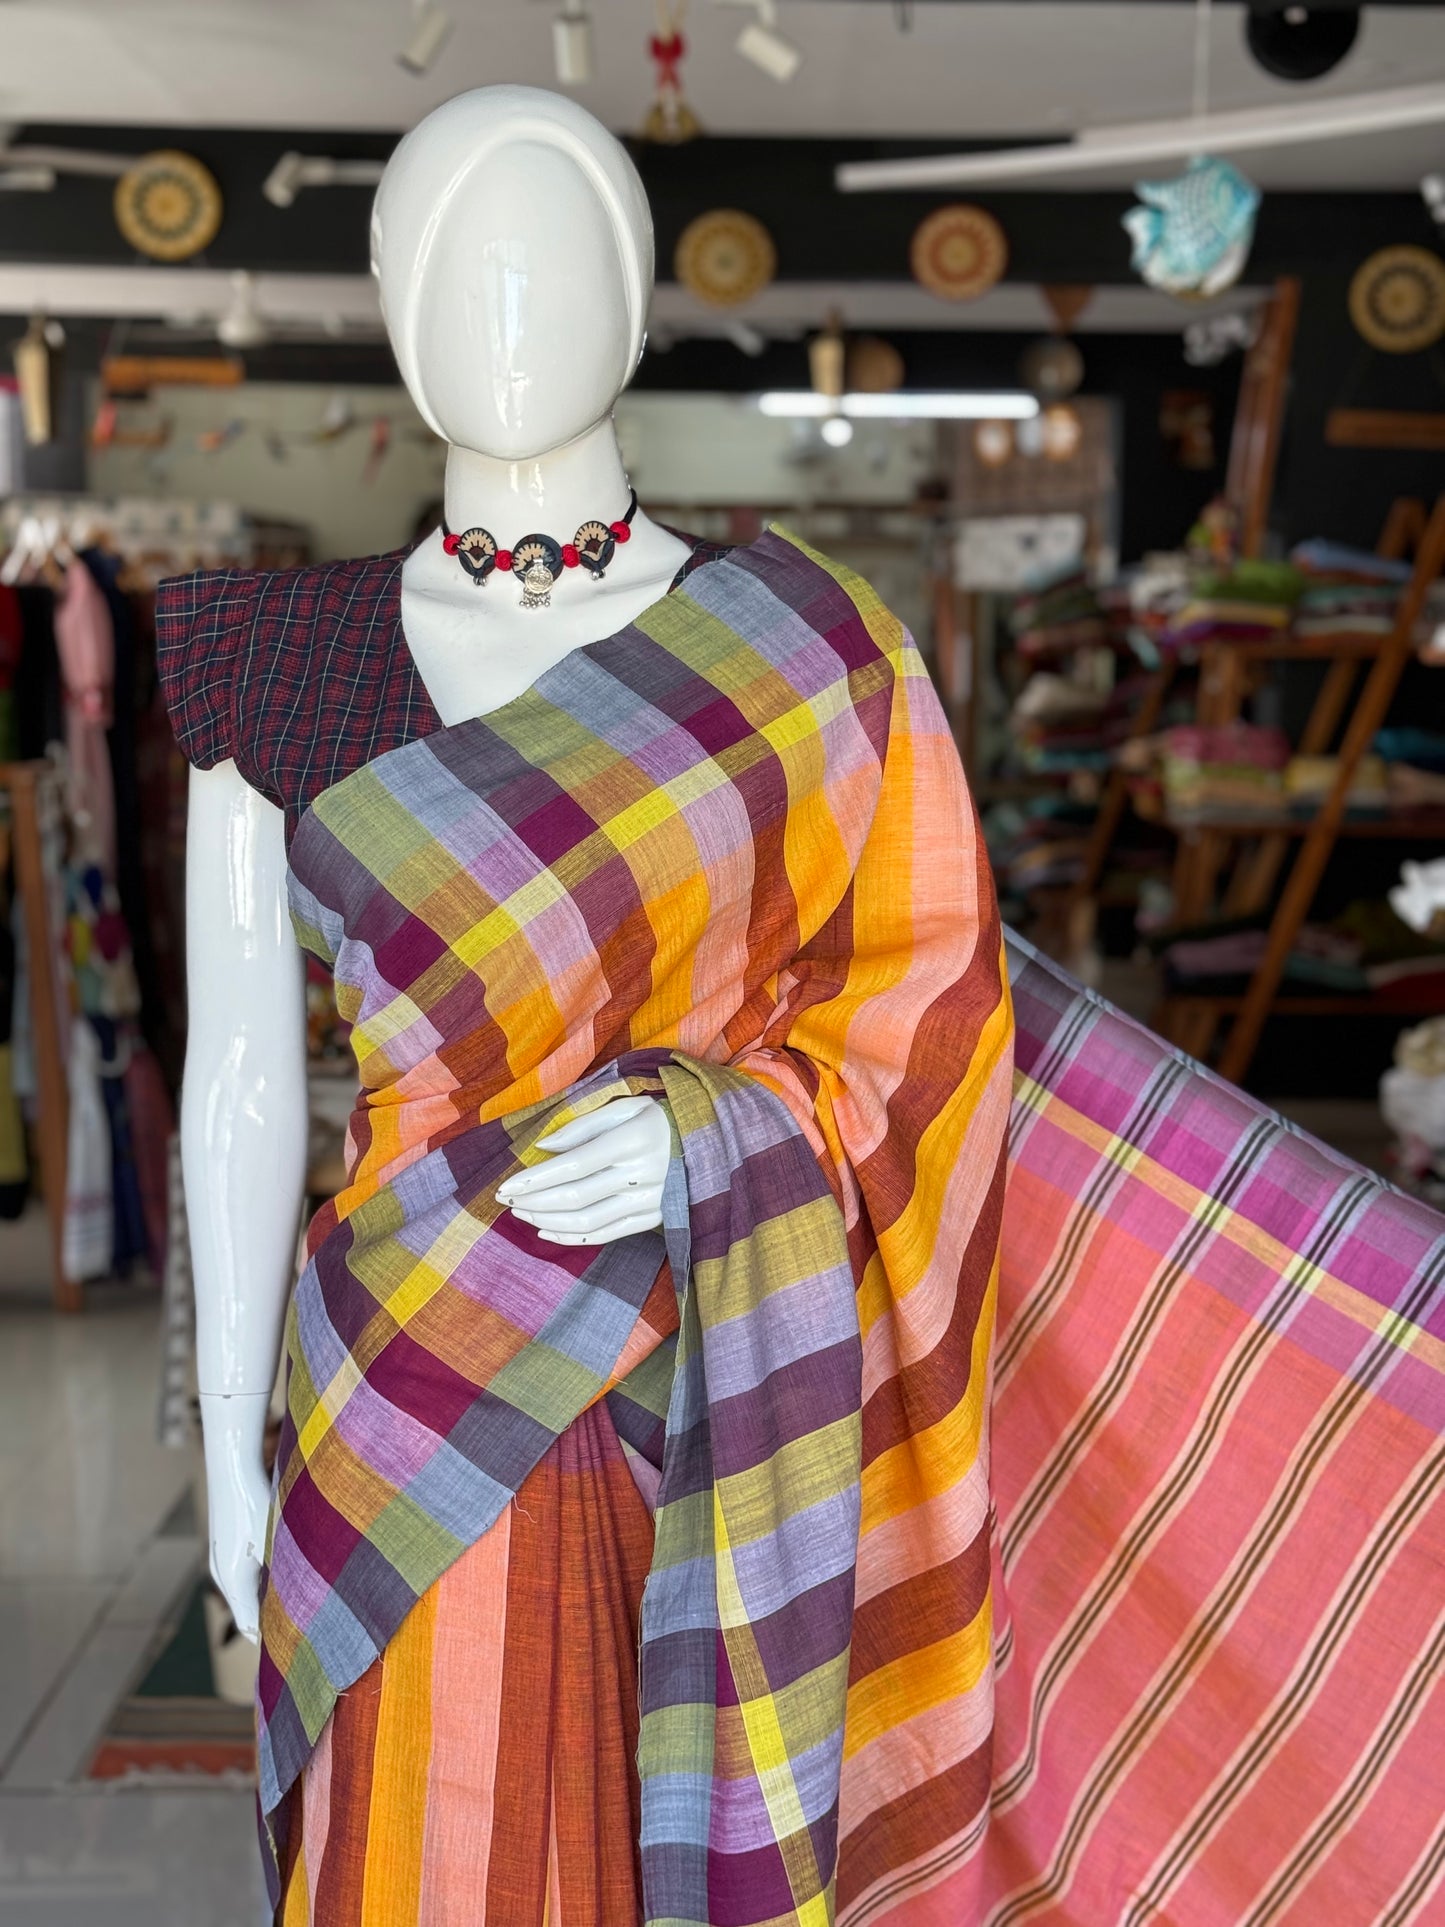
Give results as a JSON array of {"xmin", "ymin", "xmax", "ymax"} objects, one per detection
[
  {"xmin": 397, "ymin": 1, "xmax": 453, "ymax": 76},
  {"xmin": 720, "ymin": 0, "xmax": 802, "ymax": 83},
  {"xmin": 553, "ymin": 0, "xmax": 592, "ymax": 84},
  {"xmin": 0, "ymin": 165, "xmax": 55, "ymax": 192},
  {"xmin": 263, "ymin": 152, "xmax": 386, "ymax": 208}
]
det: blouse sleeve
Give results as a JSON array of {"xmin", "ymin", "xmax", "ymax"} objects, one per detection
[{"xmin": 154, "ymin": 568, "xmax": 258, "ymax": 773}]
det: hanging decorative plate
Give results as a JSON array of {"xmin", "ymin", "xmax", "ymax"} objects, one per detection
[
  {"xmin": 1349, "ymin": 246, "xmax": 1445, "ymax": 355},
  {"xmin": 114, "ymin": 150, "xmax": 223, "ymax": 262},
  {"xmin": 674, "ymin": 210, "xmax": 776, "ymax": 307},
  {"xmin": 909, "ymin": 205, "xmax": 1007, "ymax": 304}
]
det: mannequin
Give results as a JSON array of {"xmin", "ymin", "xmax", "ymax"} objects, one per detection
[
  {"xmin": 163, "ymin": 83, "xmax": 1009, "ymax": 1927},
  {"xmin": 185, "ymin": 85, "xmax": 684, "ymax": 1640}
]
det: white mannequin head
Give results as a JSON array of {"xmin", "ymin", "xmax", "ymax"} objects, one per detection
[{"xmin": 372, "ymin": 85, "xmax": 653, "ymax": 461}]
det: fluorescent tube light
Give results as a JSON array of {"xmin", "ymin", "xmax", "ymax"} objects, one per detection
[{"xmin": 757, "ymin": 390, "xmax": 1039, "ymax": 420}]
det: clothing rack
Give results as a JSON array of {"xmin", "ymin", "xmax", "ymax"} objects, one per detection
[{"xmin": 1, "ymin": 760, "xmax": 77, "ymax": 1312}]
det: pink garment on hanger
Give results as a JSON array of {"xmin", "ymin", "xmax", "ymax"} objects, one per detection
[{"xmin": 54, "ymin": 561, "xmax": 117, "ymax": 876}]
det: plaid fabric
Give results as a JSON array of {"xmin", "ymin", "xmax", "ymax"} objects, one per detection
[
  {"xmin": 154, "ymin": 538, "xmax": 732, "ymax": 840},
  {"xmin": 163, "ymin": 526, "xmax": 1011, "ymax": 1922},
  {"xmin": 970, "ymin": 932, "xmax": 1445, "ymax": 1924}
]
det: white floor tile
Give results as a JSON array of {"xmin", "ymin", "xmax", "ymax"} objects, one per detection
[
  {"xmin": 0, "ymin": 1301, "xmax": 192, "ymax": 1582},
  {"xmin": 0, "ymin": 1585, "xmax": 109, "ymax": 1776},
  {"xmin": 0, "ymin": 1788, "xmax": 267, "ymax": 1925},
  {"xmin": 4, "ymin": 1622, "xmax": 163, "ymax": 1790}
]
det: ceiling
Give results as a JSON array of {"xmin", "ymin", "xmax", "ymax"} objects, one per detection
[{"xmin": 1, "ymin": 0, "xmax": 1443, "ymax": 186}]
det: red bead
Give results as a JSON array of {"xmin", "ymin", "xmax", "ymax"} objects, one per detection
[
  {"xmin": 496, "ymin": 549, "xmax": 513, "ymax": 571},
  {"xmin": 609, "ymin": 521, "xmax": 632, "ymax": 542},
  {"xmin": 561, "ymin": 544, "xmax": 580, "ymax": 569},
  {"xmin": 442, "ymin": 532, "xmax": 461, "ymax": 555}
]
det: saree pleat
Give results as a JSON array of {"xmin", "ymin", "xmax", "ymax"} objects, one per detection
[{"xmin": 278, "ymin": 1402, "xmax": 654, "ymax": 1926}]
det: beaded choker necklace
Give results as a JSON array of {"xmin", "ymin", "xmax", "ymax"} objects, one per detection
[{"xmin": 440, "ymin": 489, "xmax": 639, "ymax": 610}]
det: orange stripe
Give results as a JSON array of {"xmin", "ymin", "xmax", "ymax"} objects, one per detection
[
  {"xmin": 419, "ymin": 1508, "xmax": 513, "ymax": 1926},
  {"xmin": 359, "ymin": 1583, "xmax": 436, "ymax": 1926}
]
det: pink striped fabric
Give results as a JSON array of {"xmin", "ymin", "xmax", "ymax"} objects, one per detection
[{"xmin": 962, "ymin": 933, "xmax": 1445, "ymax": 1926}]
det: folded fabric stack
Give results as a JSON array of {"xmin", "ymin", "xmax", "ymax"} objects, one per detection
[
  {"xmin": 1289, "ymin": 539, "xmax": 1412, "ymax": 641},
  {"xmin": 1010, "ymin": 670, "xmax": 1153, "ymax": 775},
  {"xmin": 1160, "ymin": 899, "xmax": 1445, "ymax": 1002},
  {"xmin": 1284, "ymin": 754, "xmax": 1390, "ymax": 817},
  {"xmin": 1162, "ymin": 923, "xmax": 1368, "ymax": 995},
  {"xmin": 983, "ymin": 795, "xmax": 1096, "ymax": 898},
  {"xmin": 1158, "ymin": 559, "xmax": 1301, "ymax": 654},
  {"xmin": 1160, "ymin": 721, "xmax": 1291, "ymax": 824},
  {"xmin": 1009, "ymin": 569, "xmax": 1113, "ymax": 661}
]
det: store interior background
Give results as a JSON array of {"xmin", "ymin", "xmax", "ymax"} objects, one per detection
[{"xmin": 2, "ymin": 2, "xmax": 1445, "ymax": 1920}]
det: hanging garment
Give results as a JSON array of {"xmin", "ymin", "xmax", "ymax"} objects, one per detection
[
  {"xmin": 61, "ymin": 1015, "xmax": 112, "ymax": 1283},
  {"xmin": 0, "ymin": 914, "xmax": 26, "ymax": 1219},
  {"xmin": 54, "ymin": 559, "xmax": 117, "ymax": 876},
  {"xmin": 157, "ymin": 528, "xmax": 1013, "ymax": 1927},
  {"xmin": 977, "ymin": 932, "xmax": 1445, "ymax": 1924}
]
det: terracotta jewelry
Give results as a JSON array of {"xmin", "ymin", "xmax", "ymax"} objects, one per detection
[{"xmin": 441, "ymin": 490, "xmax": 639, "ymax": 609}]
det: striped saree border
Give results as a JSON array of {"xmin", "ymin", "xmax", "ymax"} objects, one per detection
[{"xmin": 976, "ymin": 932, "xmax": 1445, "ymax": 1926}]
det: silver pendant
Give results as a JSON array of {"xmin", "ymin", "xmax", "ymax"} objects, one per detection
[{"xmin": 519, "ymin": 562, "xmax": 555, "ymax": 610}]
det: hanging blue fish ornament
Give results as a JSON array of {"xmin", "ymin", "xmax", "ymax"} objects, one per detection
[{"xmin": 1123, "ymin": 155, "xmax": 1261, "ymax": 297}]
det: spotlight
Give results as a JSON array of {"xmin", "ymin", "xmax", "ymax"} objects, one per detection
[
  {"xmin": 263, "ymin": 152, "xmax": 386, "ymax": 208},
  {"xmin": 397, "ymin": 1, "xmax": 453, "ymax": 76},
  {"xmin": 1422, "ymin": 174, "xmax": 1445, "ymax": 226},
  {"xmin": 722, "ymin": 0, "xmax": 802, "ymax": 83},
  {"xmin": 821, "ymin": 415, "xmax": 854, "ymax": 448},
  {"xmin": 553, "ymin": 0, "xmax": 592, "ymax": 84},
  {"xmin": 1244, "ymin": 5, "xmax": 1359, "ymax": 84}
]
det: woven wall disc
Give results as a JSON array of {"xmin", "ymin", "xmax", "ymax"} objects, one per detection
[
  {"xmin": 674, "ymin": 210, "xmax": 776, "ymax": 307},
  {"xmin": 1348, "ymin": 245, "xmax": 1445, "ymax": 355},
  {"xmin": 114, "ymin": 150, "xmax": 223, "ymax": 262},
  {"xmin": 910, "ymin": 204, "xmax": 1008, "ymax": 303}
]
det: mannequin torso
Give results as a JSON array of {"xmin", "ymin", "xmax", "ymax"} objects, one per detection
[{"xmin": 181, "ymin": 86, "xmax": 685, "ymax": 1637}]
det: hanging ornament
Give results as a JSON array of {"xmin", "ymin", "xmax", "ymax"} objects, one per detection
[
  {"xmin": 1348, "ymin": 246, "xmax": 1445, "ymax": 355},
  {"xmin": 641, "ymin": 0, "xmax": 701, "ymax": 144},
  {"xmin": 675, "ymin": 210, "xmax": 776, "ymax": 307},
  {"xmin": 1123, "ymin": 155, "xmax": 1260, "ymax": 298},
  {"xmin": 1041, "ymin": 284, "xmax": 1094, "ymax": 332},
  {"xmin": 12, "ymin": 315, "xmax": 59, "ymax": 446},
  {"xmin": 1019, "ymin": 335, "xmax": 1084, "ymax": 403},
  {"xmin": 846, "ymin": 335, "xmax": 904, "ymax": 394},
  {"xmin": 1040, "ymin": 403, "xmax": 1084, "ymax": 463},
  {"xmin": 909, "ymin": 204, "xmax": 1007, "ymax": 303},
  {"xmin": 113, "ymin": 150, "xmax": 223, "ymax": 262},
  {"xmin": 973, "ymin": 420, "xmax": 1013, "ymax": 469}
]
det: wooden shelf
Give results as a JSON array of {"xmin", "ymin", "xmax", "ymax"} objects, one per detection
[
  {"xmin": 1162, "ymin": 984, "xmax": 1445, "ymax": 1018},
  {"xmin": 1165, "ymin": 809, "xmax": 1445, "ymax": 840}
]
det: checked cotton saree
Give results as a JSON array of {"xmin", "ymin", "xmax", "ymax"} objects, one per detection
[{"xmin": 158, "ymin": 525, "xmax": 1014, "ymax": 1927}]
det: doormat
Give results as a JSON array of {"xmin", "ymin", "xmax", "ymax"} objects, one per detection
[{"xmin": 87, "ymin": 1578, "xmax": 256, "ymax": 1783}]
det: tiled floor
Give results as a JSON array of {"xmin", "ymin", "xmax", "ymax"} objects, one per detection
[{"xmin": 0, "ymin": 1225, "xmax": 267, "ymax": 1925}]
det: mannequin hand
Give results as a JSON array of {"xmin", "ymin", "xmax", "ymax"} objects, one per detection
[
  {"xmin": 198, "ymin": 1391, "xmax": 273, "ymax": 1644},
  {"xmin": 496, "ymin": 1094, "xmax": 670, "ymax": 1245}
]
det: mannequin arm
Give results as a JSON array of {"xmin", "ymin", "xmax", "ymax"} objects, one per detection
[{"xmin": 183, "ymin": 761, "xmax": 308, "ymax": 1636}]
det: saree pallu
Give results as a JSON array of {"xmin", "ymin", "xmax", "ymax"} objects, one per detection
[
  {"xmin": 238, "ymin": 527, "xmax": 1013, "ymax": 1925},
  {"xmin": 975, "ymin": 935, "xmax": 1445, "ymax": 1925}
]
